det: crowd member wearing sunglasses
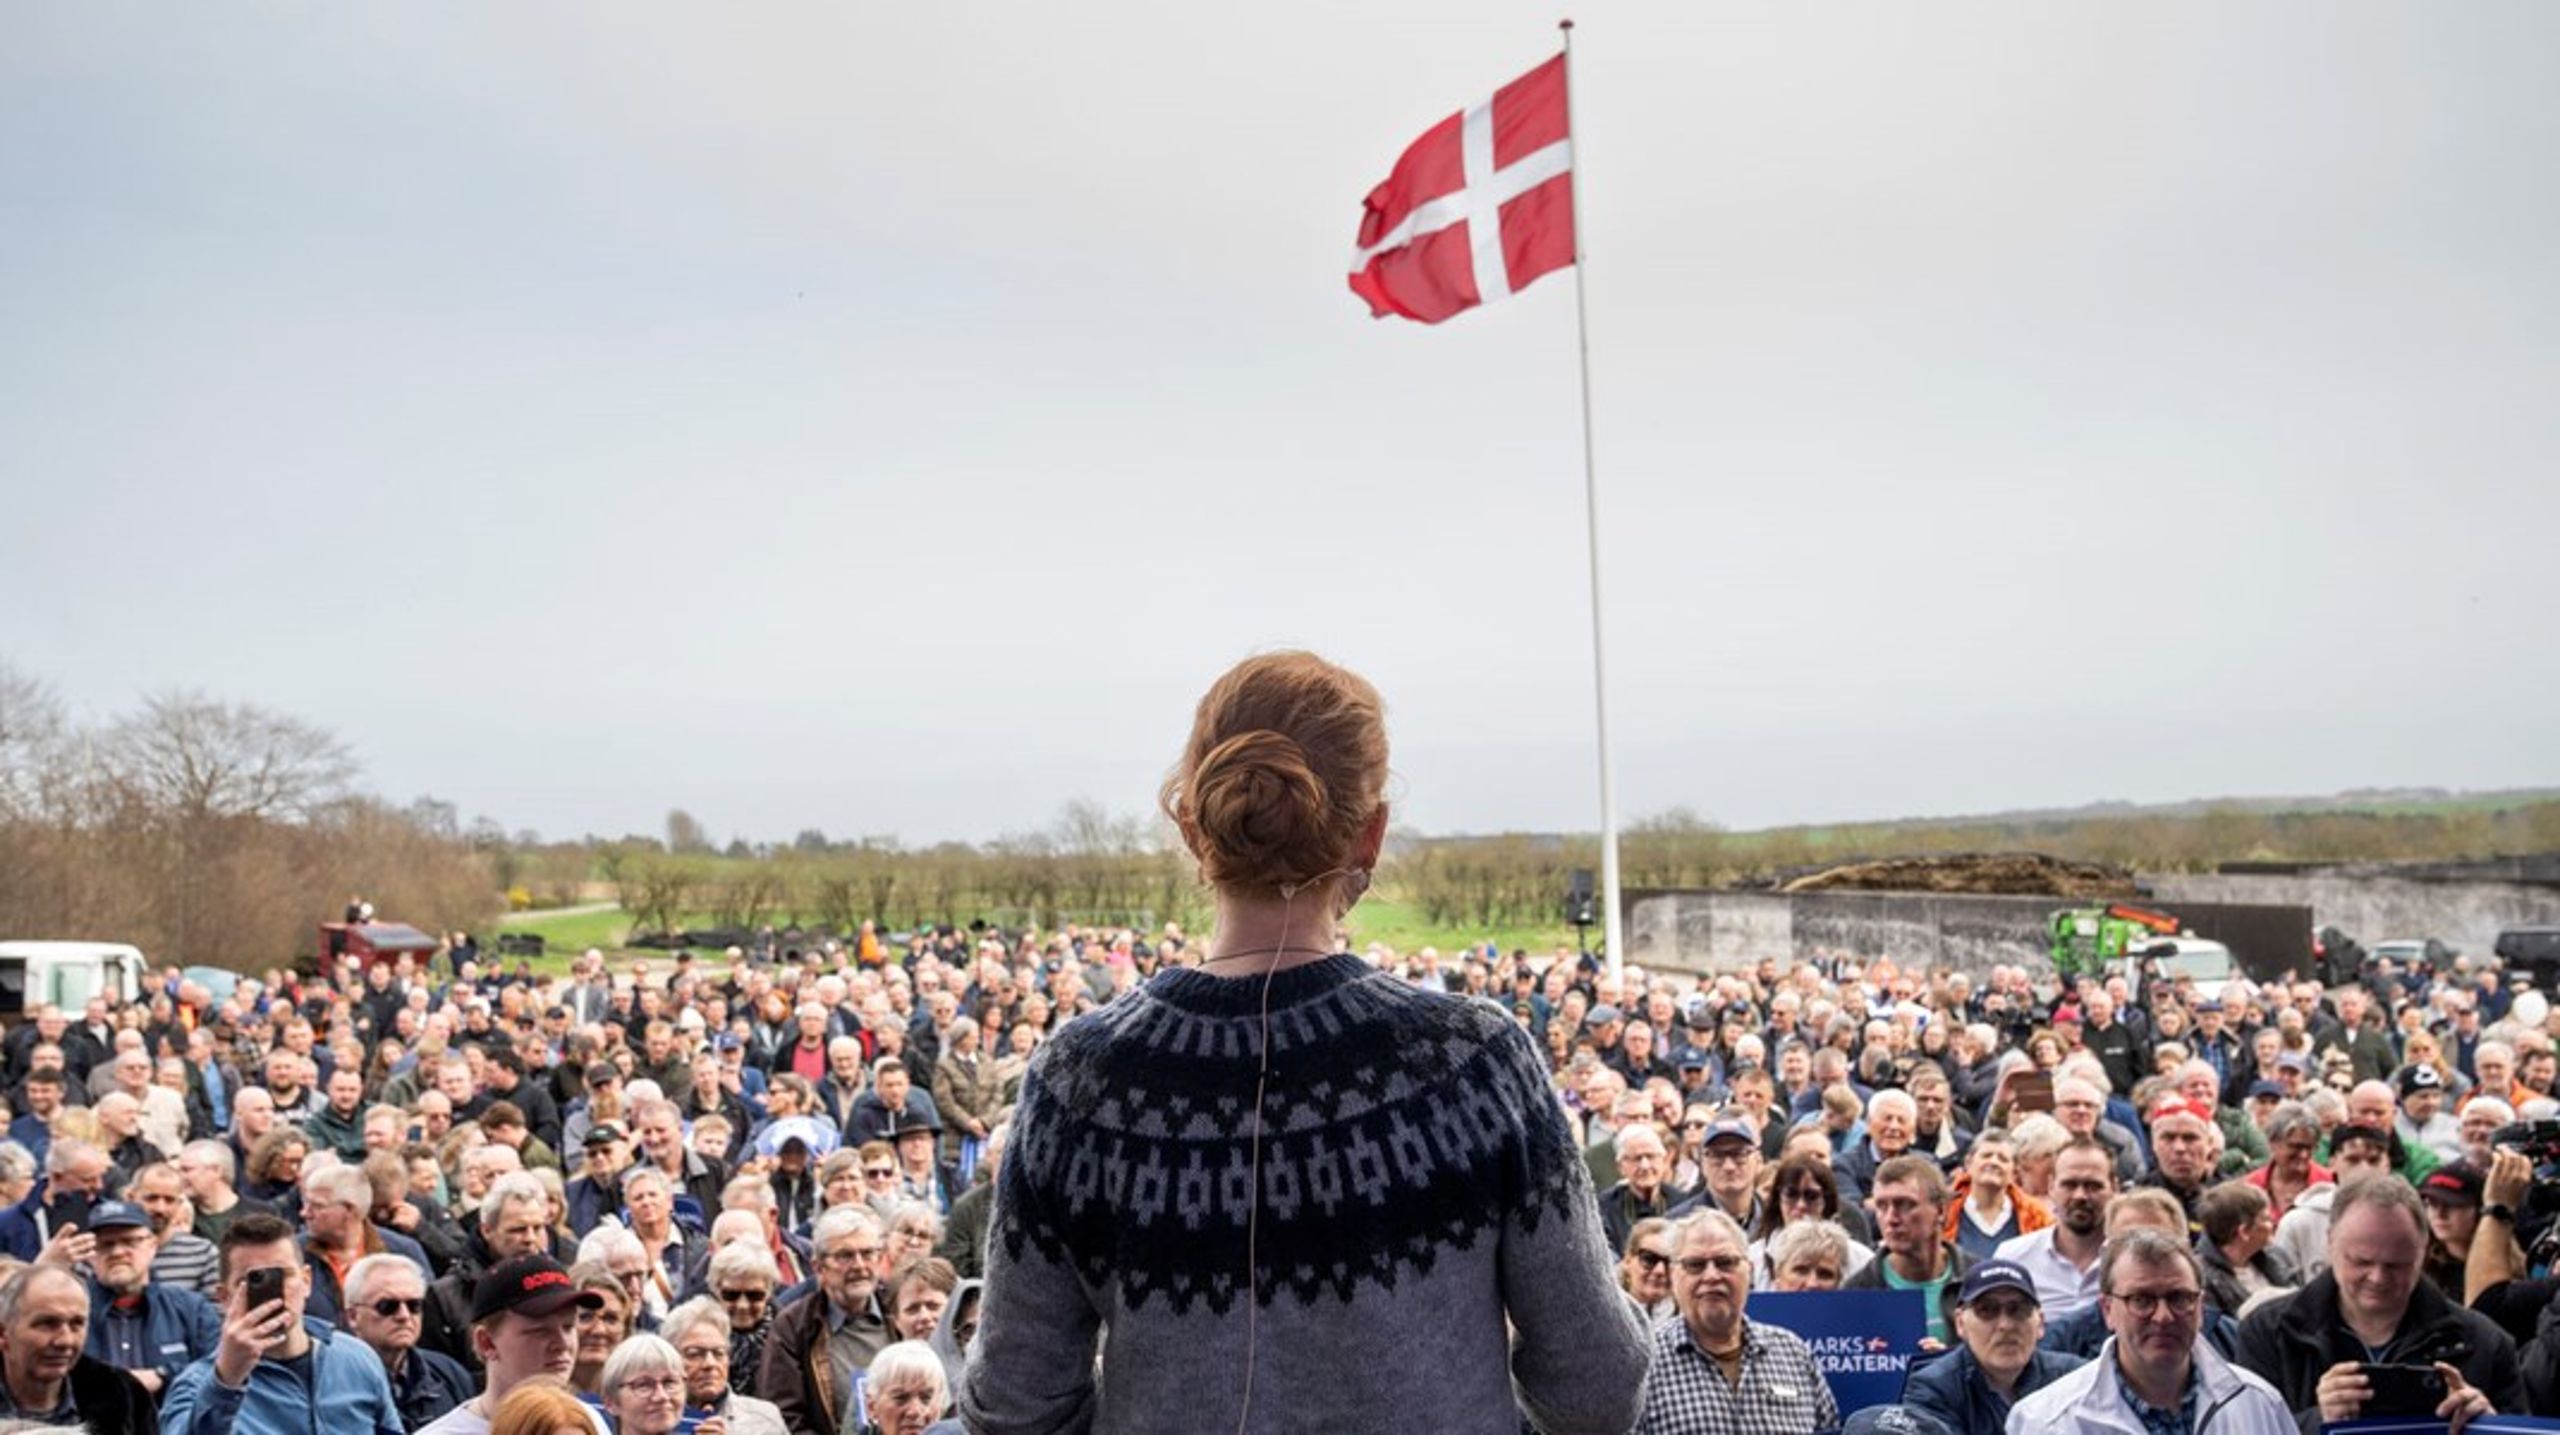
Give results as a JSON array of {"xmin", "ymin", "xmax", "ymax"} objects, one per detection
[
  {"xmin": 1618, "ymin": 1217, "xmax": 1677, "ymax": 1324},
  {"xmin": 1901, "ymin": 1259, "xmax": 2081, "ymax": 1434},
  {"xmin": 345, "ymin": 1250, "xmax": 474, "ymax": 1428}
]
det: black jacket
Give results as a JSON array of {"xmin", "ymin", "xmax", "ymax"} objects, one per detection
[
  {"xmin": 67, "ymin": 1355, "xmax": 157, "ymax": 1435},
  {"xmin": 1902, "ymin": 1344, "xmax": 2080, "ymax": 1435},
  {"xmin": 2232, "ymin": 1269, "xmax": 2528, "ymax": 1435},
  {"xmin": 2196, "ymin": 1236, "xmax": 2300, "ymax": 1319}
]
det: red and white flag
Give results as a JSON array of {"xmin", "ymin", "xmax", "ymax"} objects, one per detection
[{"xmin": 1348, "ymin": 53, "xmax": 1574, "ymax": 324}]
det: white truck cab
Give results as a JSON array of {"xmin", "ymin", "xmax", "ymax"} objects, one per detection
[
  {"xmin": 0, "ymin": 941, "xmax": 149, "ymax": 1021},
  {"xmin": 2128, "ymin": 937, "xmax": 2238, "ymax": 1003}
]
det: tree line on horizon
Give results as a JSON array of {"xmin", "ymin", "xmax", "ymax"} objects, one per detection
[{"xmin": 6, "ymin": 660, "xmax": 2554, "ymax": 959}]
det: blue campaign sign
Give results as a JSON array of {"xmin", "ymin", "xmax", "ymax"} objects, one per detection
[
  {"xmin": 1746, "ymin": 1289, "xmax": 1928, "ymax": 1414},
  {"xmin": 2334, "ymin": 1411, "xmax": 2560, "ymax": 1422}
]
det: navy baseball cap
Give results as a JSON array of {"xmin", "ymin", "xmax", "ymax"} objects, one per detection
[
  {"xmin": 1699, "ymin": 1115, "xmax": 1757, "ymax": 1147},
  {"xmin": 1673, "ymin": 1046, "xmax": 1711, "ymax": 1071},
  {"xmin": 1955, "ymin": 1258, "xmax": 2038, "ymax": 1306},
  {"xmin": 2246, "ymin": 1080, "xmax": 2283, "ymax": 1100},
  {"xmin": 84, "ymin": 1200, "xmax": 150, "ymax": 1233}
]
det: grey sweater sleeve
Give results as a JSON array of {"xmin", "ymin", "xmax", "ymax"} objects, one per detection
[
  {"xmin": 956, "ymin": 1067, "xmax": 1101, "ymax": 1435},
  {"xmin": 1494, "ymin": 1027, "xmax": 1652, "ymax": 1435}
]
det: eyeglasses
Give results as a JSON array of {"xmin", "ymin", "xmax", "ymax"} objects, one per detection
[
  {"xmin": 864, "ymin": 1167, "xmax": 897, "ymax": 1180},
  {"xmin": 1674, "ymin": 1255, "xmax": 1746, "ymax": 1277},
  {"xmin": 1780, "ymin": 1186, "xmax": 1827, "ymax": 1205},
  {"xmin": 820, "ymin": 1245, "xmax": 883, "ymax": 1266},
  {"xmin": 1966, "ymin": 1298, "xmax": 2039, "ymax": 1324},
  {"xmin": 367, "ymin": 1297, "xmax": 425, "ymax": 1317},
  {"xmin": 2105, "ymin": 1288, "xmax": 2202, "ymax": 1318},
  {"xmin": 618, "ymin": 1376, "xmax": 685, "ymax": 1398},
  {"xmin": 1702, "ymin": 1149, "xmax": 1755, "ymax": 1167},
  {"xmin": 1630, "ymin": 1250, "xmax": 1673, "ymax": 1272},
  {"xmin": 717, "ymin": 1288, "xmax": 770, "ymax": 1306},
  {"xmin": 676, "ymin": 1345, "xmax": 727, "ymax": 1365}
]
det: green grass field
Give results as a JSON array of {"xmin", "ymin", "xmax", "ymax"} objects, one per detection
[{"xmin": 488, "ymin": 893, "xmax": 1582, "ymax": 973}]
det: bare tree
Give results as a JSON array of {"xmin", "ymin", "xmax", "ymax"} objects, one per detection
[
  {"xmin": 0, "ymin": 660, "xmax": 67, "ymax": 818},
  {"xmin": 665, "ymin": 808, "xmax": 712, "ymax": 855},
  {"xmin": 104, "ymin": 691, "xmax": 354, "ymax": 823}
]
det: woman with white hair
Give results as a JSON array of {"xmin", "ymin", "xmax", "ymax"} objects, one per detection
[
  {"xmin": 706, "ymin": 1241, "xmax": 783, "ymax": 1395},
  {"xmin": 579, "ymin": 1224, "xmax": 660, "ymax": 1331},
  {"xmin": 843, "ymin": 1340, "xmax": 946, "ymax": 1435},
  {"xmin": 659, "ymin": 1298, "xmax": 786, "ymax": 1435},
  {"xmin": 599, "ymin": 1333, "xmax": 690, "ymax": 1435}
]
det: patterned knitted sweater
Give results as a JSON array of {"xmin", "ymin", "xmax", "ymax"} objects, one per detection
[{"xmin": 959, "ymin": 953, "xmax": 1649, "ymax": 1435}]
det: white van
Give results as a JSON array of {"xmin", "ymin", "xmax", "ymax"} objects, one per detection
[
  {"xmin": 0, "ymin": 942, "xmax": 149, "ymax": 1021},
  {"xmin": 2128, "ymin": 937, "xmax": 2238, "ymax": 1004}
]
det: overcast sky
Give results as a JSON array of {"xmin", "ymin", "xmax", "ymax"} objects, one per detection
[{"xmin": 6, "ymin": 4, "xmax": 2555, "ymax": 847}]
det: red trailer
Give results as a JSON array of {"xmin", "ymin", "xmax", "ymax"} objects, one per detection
[{"xmin": 316, "ymin": 921, "xmax": 441, "ymax": 975}]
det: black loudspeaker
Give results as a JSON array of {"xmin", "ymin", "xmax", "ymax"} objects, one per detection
[{"xmin": 1565, "ymin": 869, "xmax": 1598, "ymax": 927}]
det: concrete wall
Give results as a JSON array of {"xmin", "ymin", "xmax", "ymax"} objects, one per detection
[
  {"xmin": 1625, "ymin": 889, "xmax": 2108, "ymax": 978},
  {"xmin": 1626, "ymin": 866, "xmax": 2560, "ymax": 977},
  {"xmin": 2145, "ymin": 872, "xmax": 2560, "ymax": 960}
]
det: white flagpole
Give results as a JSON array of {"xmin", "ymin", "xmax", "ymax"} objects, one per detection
[{"xmin": 1558, "ymin": 19, "xmax": 1625, "ymax": 984}]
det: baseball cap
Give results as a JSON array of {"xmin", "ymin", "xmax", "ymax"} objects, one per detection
[
  {"xmin": 1955, "ymin": 1258, "xmax": 2038, "ymax": 1307},
  {"xmin": 84, "ymin": 1200, "xmax": 150, "ymax": 1233},
  {"xmin": 1842, "ymin": 1407, "xmax": 1956, "ymax": 1435},
  {"xmin": 1672, "ymin": 1046, "xmax": 1711, "ymax": 1072},
  {"xmin": 585, "ymin": 1062, "xmax": 624, "ymax": 1087},
  {"xmin": 2421, "ymin": 1162, "xmax": 2484, "ymax": 1206},
  {"xmin": 582, "ymin": 1122, "xmax": 629, "ymax": 1147},
  {"xmin": 470, "ymin": 1255, "xmax": 605, "ymax": 1322},
  {"xmin": 2194, "ymin": 997, "xmax": 2223, "ymax": 1013},
  {"xmin": 2329, "ymin": 1122, "xmax": 2392, "ymax": 1154},
  {"xmin": 2398, "ymin": 1065, "xmax": 2444, "ymax": 1096},
  {"xmin": 712, "ymin": 1033, "xmax": 743, "ymax": 1053},
  {"xmin": 2246, "ymin": 1080, "xmax": 2284, "ymax": 1101},
  {"xmin": 2274, "ymin": 1052, "xmax": 2310, "ymax": 1073},
  {"xmin": 1588, "ymin": 1004, "xmax": 1623, "ymax": 1026},
  {"xmin": 1699, "ymin": 1115, "xmax": 1758, "ymax": 1147}
]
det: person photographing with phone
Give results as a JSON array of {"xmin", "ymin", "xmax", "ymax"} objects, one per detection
[
  {"xmin": 2233, "ymin": 1174, "xmax": 2524, "ymax": 1433},
  {"xmin": 158, "ymin": 1211, "xmax": 403, "ymax": 1435}
]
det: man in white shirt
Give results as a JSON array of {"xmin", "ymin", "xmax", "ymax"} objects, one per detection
[{"xmin": 1993, "ymin": 1137, "xmax": 2114, "ymax": 1316}]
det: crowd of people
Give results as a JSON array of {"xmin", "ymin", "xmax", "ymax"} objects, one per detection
[
  {"xmin": 0, "ymin": 926, "xmax": 2553, "ymax": 1435},
  {"xmin": 0, "ymin": 653, "xmax": 2553, "ymax": 1435}
]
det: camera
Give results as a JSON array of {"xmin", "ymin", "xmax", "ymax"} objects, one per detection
[
  {"xmin": 2491, "ymin": 1121, "xmax": 2560, "ymax": 1255},
  {"xmin": 2489, "ymin": 1120, "xmax": 2560, "ymax": 1162}
]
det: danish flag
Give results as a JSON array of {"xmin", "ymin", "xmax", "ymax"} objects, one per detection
[{"xmin": 1347, "ymin": 54, "xmax": 1575, "ymax": 324}]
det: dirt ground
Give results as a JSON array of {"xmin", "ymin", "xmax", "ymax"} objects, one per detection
[{"xmin": 1780, "ymin": 851, "xmax": 2140, "ymax": 899}]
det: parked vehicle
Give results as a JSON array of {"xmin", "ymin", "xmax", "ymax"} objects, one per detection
[
  {"xmin": 0, "ymin": 942, "xmax": 148, "ymax": 1023},
  {"xmin": 2366, "ymin": 937, "xmax": 2459, "ymax": 977},
  {"xmin": 315, "ymin": 921, "xmax": 440, "ymax": 975},
  {"xmin": 2494, "ymin": 926, "xmax": 2560, "ymax": 993},
  {"xmin": 2049, "ymin": 904, "xmax": 2182, "ymax": 980},
  {"xmin": 2128, "ymin": 936, "xmax": 2239, "ymax": 1004}
]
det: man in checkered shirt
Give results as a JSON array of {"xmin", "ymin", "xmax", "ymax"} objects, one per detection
[{"xmin": 1633, "ymin": 1207, "xmax": 1839, "ymax": 1435}]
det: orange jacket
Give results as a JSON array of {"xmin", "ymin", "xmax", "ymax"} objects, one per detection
[{"xmin": 1942, "ymin": 1173, "xmax": 2052, "ymax": 1245}]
